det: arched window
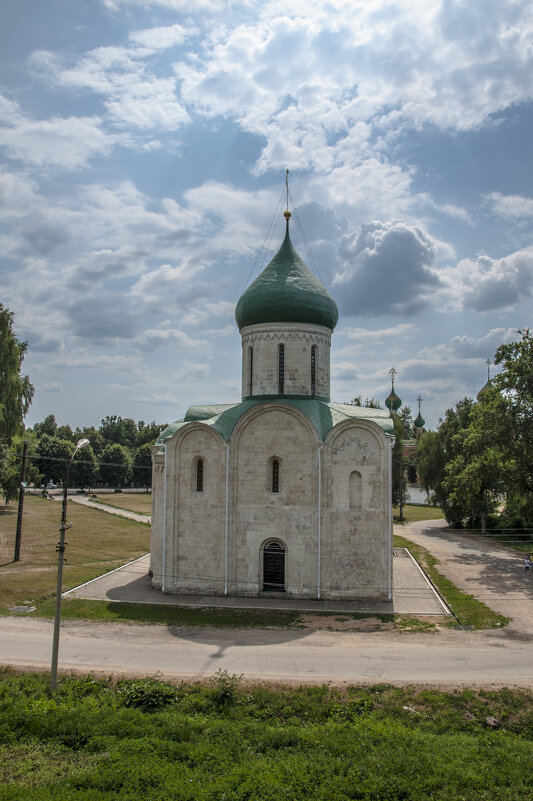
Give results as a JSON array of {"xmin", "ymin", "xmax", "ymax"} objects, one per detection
[
  {"xmin": 263, "ymin": 541, "xmax": 285, "ymax": 591},
  {"xmin": 272, "ymin": 459, "xmax": 279, "ymax": 493},
  {"xmin": 196, "ymin": 458, "xmax": 204, "ymax": 492},
  {"xmin": 248, "ymin": 345, "xmax": 253, "ymax": 396},
  {"xmin": 278, "ymin": 343, "xmax": 284, "ymax": 394},
  {"xmin": 349, "ymin": 470, "xmax": 362, "ymax": 508},
  {"xmin": 311, "ymin": 344, "xmax": 317, "ymax": 395}
]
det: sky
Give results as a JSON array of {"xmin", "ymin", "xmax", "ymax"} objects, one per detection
[{"xmin": 1, "ymin": 0, "xmax": 532, "ymax": 432}]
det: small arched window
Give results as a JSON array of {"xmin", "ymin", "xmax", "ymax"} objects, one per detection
[
  {"xmin": 311, "ymin": 344, "xmax": 317, "ymax": 395},
  {"xmin": 272, "ymin": 459, "xmax": 279, "ymax": 493},
  {"xmin": 248, "ymin": 345, "xmax": 253, "ymax": 396},
  {"xmin": 196, "ymin": 458, "xmax": 204, "ymax": 492},
  {"xmin": 278, "ymin": 343, "xmax": 284, "ymax": 394},
  {"xmin": 349, "ymin": 470, "xmax": 362, "ymax": 508}
]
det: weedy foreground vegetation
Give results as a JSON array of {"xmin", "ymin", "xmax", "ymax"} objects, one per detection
[{"xmin": 0, "ymin": 670, "xmax": 532, "ymax": 801}]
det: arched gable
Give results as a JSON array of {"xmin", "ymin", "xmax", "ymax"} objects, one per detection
[
  {"xmin": 231, "ymin": 402, "xmax": 319, "ymax": 508},
  {"xmin": 324, "ymin": 418, "xmax": 390, "ymax": 511}
]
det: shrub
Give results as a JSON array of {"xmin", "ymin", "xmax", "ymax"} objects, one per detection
[
  {"xmin": 209, "ymin": 669, "xmax": 242, "ymax": 708},
  {"xmin": 118, "ymin": 678, "xmax": 179, "ymax": 711}
]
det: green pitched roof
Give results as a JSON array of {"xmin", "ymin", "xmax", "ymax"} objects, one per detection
[
  {"xmin": 156, "ymin": 397, "xmax": 394, "ymax": 451},
  {"xmin": 235, "ymin": 220, "xmax": 338, "ymax": 331}
]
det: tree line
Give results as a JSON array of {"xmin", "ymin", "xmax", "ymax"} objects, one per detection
[
  {"xmin": 1, "ymin": 415, "xmax": 167, "ymax": 500},
  {"xmin": 417, "ymin": 330, "xmax": 533, "ymax": 533}
]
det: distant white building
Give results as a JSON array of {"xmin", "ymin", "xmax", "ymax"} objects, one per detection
[{"xmin": 151, "ymin": 210, "xmax": 394, "ymax": 600}]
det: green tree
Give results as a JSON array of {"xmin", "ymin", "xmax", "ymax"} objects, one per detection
[
  {"xmin": 475, "ymin": 330, "xmax": 533, "ymax": 526},
  {"xmin": 74, "ymin": 426, "xmax": 105, "ymax": 456},
  {"xmin": 35, "ymin": 434, "xmax": 74, "ymax": 485},
  {"xmin": 442, "ymin": 425, "xmax": 503, "ymax": 532},
  {"xmin": 347, "ymin": 396, "xmax": 383, "ymax": 408},
  {"xmin": 33, "ymin": 414, "xmax": 58, "ymax": 439},
  {"xmin": 56, "ymin": 424, "xmax": 75, "ymax": 442},
  {"xmin": 0, "ymin": 304, "xmax": 34, "ymax": 446},
  {"xmin": 391, "ymin": 417, "xmax": 408, "ymax": 509},
  {"xmin": 99, "ymin": 416, "xmax": 138, "ymax": 449},
  {"xmin": 417, "ymin": 430, "xmax": 445, "ymax": 502},
  {"xmin": 0, "ymin": 433, "xmax": 40, "ymax": 503},
  {"xmin": 417, "ymin": 398, "xmax": 476, "ymax": 526},
  {"xmin": 136, "ymin": 420, "xmax": 166, "ymax": 447},
  {"xmin": 99, "ymin": 443, "xmax": 131, "ymax": 488},
  {"xmin": 70, "ymin": 444, "xmax": 99, "ymax": 489},
  {"xmin": 132, "ymin": 442, "xmax": 153, "ymax": 487},
  {"xmin": 399, "ymin": 406, "xmax": 414, "ymax": 439}
]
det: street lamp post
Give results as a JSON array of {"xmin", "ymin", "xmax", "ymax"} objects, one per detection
[{"xmin": 50, "ymin": 437, "xmax": 89, "ymax": 691}]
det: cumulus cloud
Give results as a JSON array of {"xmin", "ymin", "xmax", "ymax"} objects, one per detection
[
  {"xmin": 67, "ymin": 295, "xmax": 140, "ymax": 341},
  {"xmin": 40, "ymin": 381, "xmax": 64, "ymax": 392},
  {"xmin": 48, "ymin": 352, "xmax": 143, "ymax": 375},
  {"xmin": 129, "ymin": 24, "xmax": 190, "ymax": 51},
  {"xmin": 454, "ymin": 248, "xmax": 533, "ymax": 312},
  {"xmin": 172, "ymin": 0, "xmax": 533, "ymax": 186},
  {"xmin": 448, "ymin": 328, "xmax": 518, "ymax": 358},
  {"xmin": 333, "ymin": 221, "xmax": 440, "ymax": 316},
  {"xmin": 0, "ymin": 94, "xmax": 114, "ymax": 170},
  {"xmin": 134, "ymin": 327, "xmax": 208, "ymax": 352},
  {"xmin": 31, "ymin": 31, "xmax": 191, "ymax": 132},
  {"xmin": 485, "ymin": 192, "xmax": 533, "ymax": 221},
  {"xmin": 103, "ymin": 0, "xmax": 221, "ymax": 9},
  {"xmin": 343, "ymin": 323, "xmax": 416, "ymax": 342}
]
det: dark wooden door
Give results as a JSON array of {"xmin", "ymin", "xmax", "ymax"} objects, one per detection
[{"xmin": 263, "ymin": 542, "xmax": 285, "ymax": 591}]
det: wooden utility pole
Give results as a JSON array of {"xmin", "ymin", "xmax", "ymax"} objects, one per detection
[{"xmin": 13, "ymin": 441, "xmax": 27, "ymax": 562}]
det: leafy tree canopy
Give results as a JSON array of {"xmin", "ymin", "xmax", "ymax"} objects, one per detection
[
  {"xmin": 0, "ymin": 304, "xmax": 34, "ymax": 446},
  {"xmin": 347, "ymin": 396, "xmax": 383, "ymax": 408}
]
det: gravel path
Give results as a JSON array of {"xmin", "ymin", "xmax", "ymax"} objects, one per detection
[{"xmin": 69, "ymin": 495, "xmax": 150, "ymax": 524}]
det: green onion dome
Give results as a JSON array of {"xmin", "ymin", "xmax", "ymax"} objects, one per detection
[
  {"xmin": 414, "ymin": 412, "xmax": 425, "ymax": 429},
  {"xmin": 235, "ymin": 214, "xmax": 338, "ymax": 331},
  {"xmin": 385, "ymin": 389, "xmax": 402, "ymax": 412},
  {"xmin": 476, "ymin": 379, "xmax": 492, "ymax": 402}
]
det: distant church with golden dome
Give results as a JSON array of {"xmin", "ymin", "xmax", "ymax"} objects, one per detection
[{"xmin": 150, "ymin": 207, "xmax": 395, "ymax": 600}]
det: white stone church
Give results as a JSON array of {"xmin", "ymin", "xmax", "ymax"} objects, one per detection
[{"xmin": 150, "ymin": 210, "xmax": 394, "ymax": 601}]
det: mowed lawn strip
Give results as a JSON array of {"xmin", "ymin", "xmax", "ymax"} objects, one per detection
[
  {"xmin": 0, "ymin": 495, "xmax": 149, "ymax": 611},
  {"xmin": 393, "ymin": 503, "xmax": 445, "ymax": 524},
  {"xmin": 91, "ymin": 492, "xmax": 152, "ymax": 515}
]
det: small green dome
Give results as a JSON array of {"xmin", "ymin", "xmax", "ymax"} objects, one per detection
[
  {"xmin": 385, "ymin": 389, "xmax": 402, "ymax": 412},
  {"xmin": 414, "ymin": 412, "xmax": 425, "ymax": 429},
  {"xmin": 476, "ymin": 379, "xmax": 491, "ymax": 402},
  {"xmin": 235, "ymin": 220, "xmax": 338, "ymax": 331}
]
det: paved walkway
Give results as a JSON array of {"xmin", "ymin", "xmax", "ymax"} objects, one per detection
[
  {"xmin": 402, "ymin": 519, "xmax": 533, "ymax": 635},
  {"xmin": 69, "ymin": 495, "xmax": 150, "ymax": 524},
  {"xmin": 64, "ymin": 548, "xmax": 448, "ymax": 616}
]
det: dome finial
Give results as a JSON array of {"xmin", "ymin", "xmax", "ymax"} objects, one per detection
[{"xmin": 284, "ymin": 169, "xmax": 291, "ymax": 227}]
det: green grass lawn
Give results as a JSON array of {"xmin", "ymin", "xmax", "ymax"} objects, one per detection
[
  {"xmin": 0, "ymin": 670, "xmax": 532, "ymax": 800},
  {"xmin": 393, "ymin": 503, "xmax": 445, "ymax": 524},
  {"xmin": 91, "ymin": 492, "xmax": 152, "ymax": 515},
  {"xmin": 0, "ymin": 496, "xmax": 149, "ymax": 612}
]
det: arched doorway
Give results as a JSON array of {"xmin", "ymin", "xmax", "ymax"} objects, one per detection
[{"xmin": 263, "ymin": 541, "xmax": 285, "ymax": 592}]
